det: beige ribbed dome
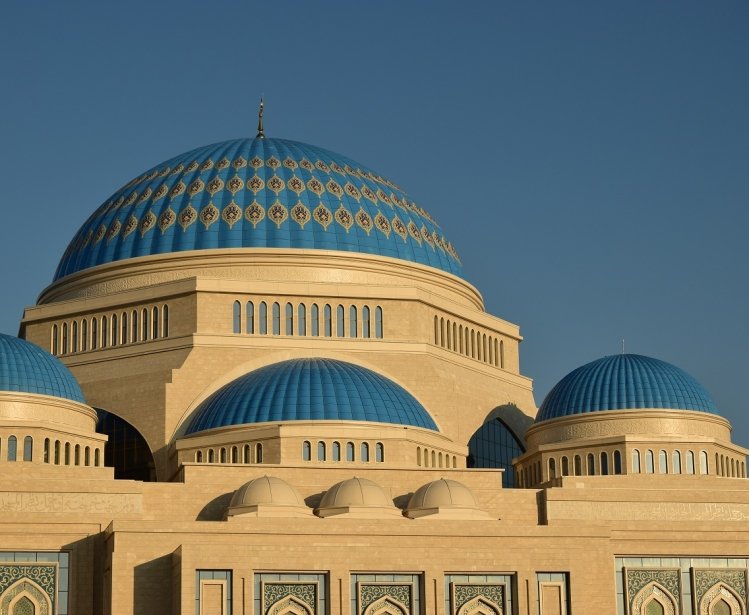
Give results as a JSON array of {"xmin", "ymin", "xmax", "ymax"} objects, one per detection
[
  {"xmin": 226, "ymin": 475, "xmax": 310, "ymax": 519},
  {"xmin": 319, "ymin": 477, "xmax": 389, "ymax": 508},
  {"xmin": 407, "ymin": 478, "xmax": 477, "ymax": 509}
]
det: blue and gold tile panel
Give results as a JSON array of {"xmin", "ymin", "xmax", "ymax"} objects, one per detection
[{"xmin": 55, "ymin": 138, "xmax": 463, "ymax": 281}]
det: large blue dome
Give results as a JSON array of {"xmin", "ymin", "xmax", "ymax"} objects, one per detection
[
  {"xmin": 0, "ymin": 334, "xmax": 85, "ymax": 403},
  {"xmin": 536, "ymin": 354, "xmax": 718, "ymax": 422},
  {"xmin": 185, "ymin": 358, "xmax": 437, "ymax": 435},
  {"xmin": 55, "ymin": 137, "xmax": 462, "ymax": 281}
]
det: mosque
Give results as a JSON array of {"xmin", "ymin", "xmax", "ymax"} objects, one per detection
[{"xmin": 1, "ymin": 110, "xmax": 748, "ymax": 615}]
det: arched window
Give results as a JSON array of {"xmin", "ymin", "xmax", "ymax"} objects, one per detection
[
  {"xmin": 259, "ymin": 302, "xmax": 268, "ymax": 334},
  {"xmin": 361, "ymin": 442, "xmax": 370, "ymax": 462},
  {"xmin": 452, "ymin": 322, "xmax": 457, "ymax": 351},
  {"xmin": 131, "ymin": 310, "xmax": 138, "ymax": 342},
  {"xmin": 731, "ymin": 457, "xmax": 736, "ymax": 477},
  {"xmin": 82, "ymin": 319, "xmax": 88, "ymax": 350},
  {"xmin": 74, "ymin": 444, "xmax": 80, "ymax": 465},
  {"xmin": 102, "ymin": 318, "xmax": 109, "ymax": 349},
  {"xmin": 302, "ymin": 441, "xmax": 311, "ymax": 461},
  {"xmin": 613, "ymin": 450, "xmax": 622, "ymax": 474},
  {"xmin": 152, "ymin": 306, "xmax": 159, "ymax": 339},
  {"xmin": 311, "ymin": 304, "xmax": 320, "ymax": 337},
  {"xmin": 350, "ymin": 305, "xmax": 358, "ymax": 338},
  {"xmin": 255, "ymin": 443, "xmax": 263, "ymax": 463},
  {"xmin": 94, "ymin": 448, "xmax": 101, "ymax": 466},
  {"xmin": 365, "ymin": 307, "xmax": 372, "ymax": 339},
  {"xmin": 659, "ymin": 450, "xmax": 668, "ymax": 474},
  {"xmin": 476, "ymin": 332, "xmax": 481, "ymax": 361},
  {"xmin": 72, "ymin": 321, "xmax": 78, "ymax": 352},
  {"xmin": 196, "ymin": 451, "xmax": 203, "ymax": 463},
  {"xmin": 470, "ymin": 330, "xmax": 476, "ymax": 358},
  {"xmin": 336, "ymin": 304, "xmax": 345, "ymax": 337},
  {"xmin": 700, "ymin": 450, "xmax": 708, "ymax": 474},
  {"xmin": 482, "ymin": 334, "xmax": 487, "ymax": 362},
  {"xmin": 417, "ymin": 447, "xmax": 422, "ymax": 466},
  {"xmin": 561, "ymin": 456, "xmax": 569, "ymax": 476},
  {"xmin": 64, "ymin": 442, "xmax": 70, "ymax": 465},
  {"xmin": 500, "ymin": 340, "xmax": 505, "ymax": 368},
  {"xmin": 324, "ymin": 304, "xmax": 332, "ymax": 337},
  {"xmin": 61, "ymin": 323, "xmax": 68, "ymax": 354},
  {"xmin": 464, "ymin": 328, "xmax": 470, "ymax": 355},
  {"xmin": 431, "ymin": 450, "xmax": 436, "ymax": 467},
  {"xmin": 453, "ymin": 455, "xmax": 457, "ymax": 468},
  {"xmin": 488, "ymin": 336, "xmax": 493, "ymax": 364},
  {"xmin": 231, "ymin": 447, "xmax": 238, "ymax": 463},
  {"xmin": 218, "ymin": 448, "xmax": 226, "ymax": 463},
  {"xmin": 54, "ymin": 441, "xmax": 60, "ymax": 464},
  {"xmin": 632, "ymin": 449, "xmax": 641, "ymax": 473},
  {"xmin": 600, "ymin": 451, "xmax": 609, "ymax": 475},
  {"xmin": 376, "ymin": 442, "xmax": 384, "ymax": 463},
  {"xmin": 346, "ymin": 442, "xmax": 355, "ymax": 461},
  {"xmin": 84, "ymin": 446, "xmax": 90, "ymax": 466},
  {"xmin": 52, "ymin": 324, "xmax": 59, "ymax": 355},
  {"xmin": 246, "ymin": 301, "xmax": 255, "ymax": 334},
  {"xmin": 272, "ymin": 302, "xmax": 280, "ymax": 335},
  {"xmin": 111, "ymin": 314, "xmax": 118, "ymax": 346},
  {"xmin": 285, "ymin": 302, "xmax": 293, "ymax": 335},
  {"xmin": 686, "ymin": 450, "xmax": 695, "ymax": 474},
  {"xmin": 233, "ymin": 301, "xmax": 242, "ymax": 333},
  {"xmin": 494, "ymin": 338, "xmax": 499, "ymax": 366},
  {"xmin": 446, "ymin": 320, "xmax": 452, "ymax": 350},
  {"xmin": 91, "ymin": 318, "xmax": 98, "ymax": 349},
  {"xmin": 142, "ymin": 308, "xmax": 149, "ymax": 341},
  {"xmin": 673, "ymin": 450, "xmax": 682, "ymax": 474},
  {"xmin": 298, "ymin": 303, "xmax": 306, "ymax": 335},
  {"xmin": 163, "ymin": 305, "xmax": 169, "ymax": 337},
  {"xmin": 122, "ymin": 312, "xmax": 129, "ymax": 344},
  {"xmin": 587, "ymin": 453, "xmax": 595, "ymax": 475},
  {"xmin": 7, "ymin": 436, "xmax": 17, "ymax": 461},
  {"xmin": 243, "ymin": 444, "xmax": 251, "ymax": 464},
  {"xmin": 440, "ymin": 317, "xmax": 445, "ymax": 347},
  {"xmin": 375, "ymin": 306, "xmax": 383, "ymax": 338},
  {"xmin": 44, "ymin": 438, "xmax": 50, "ymax": 463},
  {"xmin": 423, "ymin": 449, "xmax": 430, "ymax": 468},
  {"xmin": 208, "ymin": 449, "xmax": 215, "ymax": 463},
  {"xmin": 459, "ymin": 325, "xmax": 464, "ymax": 353},
  {"xmin": 574, "ymin": 455, "xmax": 582, "ymax": 476},
  {"xmin": 332, "ymin": 441, "xmax": 341, "ymax": 461},
  {"xmin": 549, "ymin": 457, "xmax": 557, "ymax": 479},
  {"xmin": 646, "ymin": 450, "xmax": 655, "ymax": 474},
  {"xmin": 317, "ymin": 441, "xmax": 326, "ymax": 461}
]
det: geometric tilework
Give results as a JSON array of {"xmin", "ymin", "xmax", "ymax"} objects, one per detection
[
  {"xmin": 0, "ymin": 334, "xmax": 85, "ymax": 403},
  {"xmin": 54, "ymin": 137, "xmax": 463, "ymax": 281},
  {"xmin": 184, "ymin": 358, "xmax": 438, "ymax": 435},
  {"xmin": 536, "ymin": 354, "xmax": 719, "ymax": 422}
]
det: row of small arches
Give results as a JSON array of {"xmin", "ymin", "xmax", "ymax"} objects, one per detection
[
  {"xmin": 416, "ymin": 447, "xmax": 458, "ymax": 468},
  {"xmin": 303, "ymin": 440, "xmax": 384, "ymax": 463},
  {"xmin": 631, "ymin": 449, "xmax": 714, "ymax": 475},
  {"xmin": 51, "ymin": 304, "xmax": 170, "ymax": 356},
  {"xmin": 194, "ymin": 443, "xmax": 264, "ymax": 464},
  {"xmin": 233, "ymin": 301, "xmax": 383, "ymax": 339},
  {"xmin": 1, "ymin": 435, "xmax": 101, "ymax": 466},
  {"xmin": 434, "ymin": 316, "xmax": 504, "ymax": 368}
]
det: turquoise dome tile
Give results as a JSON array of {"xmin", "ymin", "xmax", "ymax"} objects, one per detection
[
  {"xmin": 185, "ymin": 358, "xmax": 438, "ymax": 435},
  {"xmin": 0, "ymin": 333, "xmax": 85, "ymax": 403},
  {"xmin": 55, "ymin": 138, "xmax": 462, "ymax": 281},
  {"xmin": 536, "ymin": 354, "xmax": 718, "ymax": 422}
]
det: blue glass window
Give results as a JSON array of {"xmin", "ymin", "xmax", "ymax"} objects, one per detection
[{"xmin": 467, "ymin": 418, "xmax": 525, "ymax": 487}]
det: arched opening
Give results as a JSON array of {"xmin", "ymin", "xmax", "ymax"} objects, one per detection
[
  {"xmin": 92, "ymin": 317, "xmax": 99, "ymax": 349},
  {"xmin": 375, "ymin": 306, "xmax": 383, "ymax": 338},
  {"xmin": 364, "ymin": 306, "xmax": 371, "ymax": 338},
  {"xmin": 549, "ymin": 457, "xmax": 556, "ymax": 479},
  {"xmin": 285, "ymin": 302, "xmax": 294, "ymax": 335},
  {"xmin": 7, "ymin": 435, "xmax": 17, "ymax": 461},
  {"xmin": 632, "ymin": 449, "xmax": 641, "ymax": 473},
  {"xmin": 302, "ymin": 441, "xmax": 311, "ymax": 461},
  {"xmin": 346, "ymin": 442, "xmax": 355, "ymax": 461},
  {"xmin": 121, "ymin": 312, "xmax": 128, "ymax": 344},
  {"xmin": 51, "ymin": 324, "xmax": 58, "ymax": 355},
  {"xmin": 332, "ymin": 441, "xmax": 341, "ymax": 461},
  {"xmin": 233, "ymin": 301, "xmax": 241, "ymax": 333},
  {"xmin": 255, "ymin": 443, "xmax": 263, "ymax": 463},
  {"xmin": 350, "ymin": 305, "xmax": 358, "ymax": 338},
  {"xmin": 467, "ymin": 416, "xmax": 525, "ymax": 488},
  {"xmin": 311, "ymin": 304, "xmax": 320, "ymax": 336},
  {"xmin": 673, "ymin": 450, "xmax": 682, "ymax": 474},
  {"xmin": 574, "ymin": 454, "xmax": 582, "ymax": 476},
  {"xmin": 23, "ymin": 436, "xmax": 32, "ymax": 462},
  {"xmin": 587, "ymin": 452, "xmax": 595, "ymax": 475},
  {"xmin": 659, "ymin": 450, "xmax": 668, "ymax": 473},
  {"xmin": 96, "ymin": 409, "xmax": 156, "ymax": 481},
  {"xmin": 259, "ymin": 302, "xmax": 268, "ymax": 335},
  {"xmin": 246, "ymin": 301, "xmax": 255, "ymax": 334},
  {"xmin": 446, "ymin": 320, "xmax": 452, "ymax": 350},
  {"xmin": 142, "ymin": 308, "xmax": 149, "ymax": 341},
  {"xmin": 613, "ymin": 450, "xmax": 622, "ymax": 474},
  {"xmin": 561, "ymin": 456, "xmax": 569, "ymax": 476},
  {"xmin": 61, "ymin": 322, "xmax": 68, "ymax": 354},
  {"xmin": 298, "ymin": 303, "xmax": 306, "ymax": 336},
  {"xmin": 243, "ymin": 444, "xmax": 251, "ymax": 464},
  {"xmin": 272, "ymin": 302, "xmax": 281, "ymax": 335},
  {"xmin": 646, "ymin": 450, "xmax": 655, "ymax": 473},
  {"xmin": 336, "ymin": 304, "xmax": 345, "ymax": 337},
  {"xmin": 317, "ymin": 441, "xmax": 326, "ymax": 461},
  {"xmin": 376, "ymin": 442, "xmax": 384, "ymax": 463},
  {"xmin": 361, "ymin": 442, "xmax": 369, "ymax": 462},
  {"xmin": 131, "ymin": 310, "xmax": 138, "ymax": 342},
  {"xmin": 324, "ymin": 304, "xmax": 332, "ymax": 337},
  {"xmin": 686, "ymin": 450, "xmax": 695, "ymax": 474},
  {"xmin": 600, "ymin": 451, "xmax": 609, "ymax": 475},
  {"xmin": 72, "ymin": 320, "xmax": 79, "ymax": 352},
  {"xmin": 82, "ymin": 318, "xmax": 88, "ymax": 350},
  {"xmin": 416, "ymin": 446, "xmax": 421, "ymax": 466},
  {"xmin": 152, "ymin": 306, "xmax": 159, "ymax": 339}
]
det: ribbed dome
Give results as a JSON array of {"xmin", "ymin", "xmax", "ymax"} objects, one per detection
[
  {"xmin": 0, "ymin": 334, "xmax": 85, "ymax": 403},
  {"xmin": 318, "ymin": 477, "xmax": 390, "ymax": 508},
  {"xmin": 228, "ymin": 475, "xmax": 304, "ymax": 508},
  {"xmin": 407, "ymin": 478, "xmax": 478, "ymax": 509},
  {"xmin": 184, "ymin": 358, "xmax": 438, "ymax": 435},
  {"xmin": 55, "ymin": 137, "xmax": 462, "ymax": 281},
  {"xmin": 536, "ymin": 354, "xmax": 718, "ymax": 422}
]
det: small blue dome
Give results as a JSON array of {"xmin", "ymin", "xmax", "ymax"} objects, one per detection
[
  {"xmin": 185, "ymin": 358, "xmax": 437, "ymax": 435},
  {"xmin": 55, "ymin": 137, "xmax": 462, "ymax": 281},
  {"xmin": 0, "ymin": 334, "xmax": 85, "ymax": 403},
  {"xmin": 536, "ymin": 354, "xmax": 718, "ymax": 422}
]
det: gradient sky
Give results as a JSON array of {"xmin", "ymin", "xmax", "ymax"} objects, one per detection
[{"xmin": 1, "ymin": 2, "xmax": 747, "ymax": 443}]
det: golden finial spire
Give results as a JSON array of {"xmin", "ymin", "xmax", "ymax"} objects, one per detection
[{"xmin": 256, "ymin": 98, "xmax": 265, "ymax": 139}]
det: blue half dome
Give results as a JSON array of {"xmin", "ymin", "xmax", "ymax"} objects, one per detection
[
  {"xmin": 0, "ymin": 334, "xmax": 85, "ymax": 403},
  {"xmin": 55, "ymin": 137, "xmax": 462, "ymax": 281},
  {"xmin": 536, "ymin": 354, "xmax": 718, "ymax": 422},
  {"xmin": 185, "ymin": 358, "xmax": 437, "ymax": 435}
]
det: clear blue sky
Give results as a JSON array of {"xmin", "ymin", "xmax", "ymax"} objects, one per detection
[{"xmin": 1, "ymin": 2, "xmax": 747, "ymax": 442}]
